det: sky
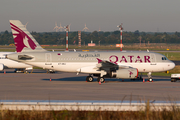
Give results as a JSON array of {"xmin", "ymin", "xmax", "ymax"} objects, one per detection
[{"xmin": 0, "ymin": 0, "xmax": 180, "ymax": 32}]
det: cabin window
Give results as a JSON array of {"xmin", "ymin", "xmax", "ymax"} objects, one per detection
[{"xmin": 162, "ymin": 57, "xmax": 167, "ymax": 60}]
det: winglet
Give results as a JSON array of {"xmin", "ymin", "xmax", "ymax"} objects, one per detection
[{"xmin": 97, "ymin": 58, "xmax": 102, "ymax": 63}]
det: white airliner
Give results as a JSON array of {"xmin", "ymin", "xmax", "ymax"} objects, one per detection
[
  {"xmin": 0, "ymin": 52, "xmax": 32, "ymax": 72},
  {"xmin": 7, "ymin": 20, "xmax": 175, "ymax": 82}
]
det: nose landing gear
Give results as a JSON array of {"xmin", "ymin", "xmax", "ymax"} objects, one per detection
[{"xmin": 147, "ymin": 72, "xmax": 153, "ymax": 82}]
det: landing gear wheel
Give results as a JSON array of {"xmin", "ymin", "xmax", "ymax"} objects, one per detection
[
  {"xmin": 148, "ymin": 78, "xmax": 153, "ymax": 82},
  {"xmin": 86, "ymin": 76, "xmax": 94, "ymax": 82},
  {"xmin": 97, "ymin": 77, "xmax": 105, "ymax": 83},
  {"xmin": 147, "ymin": 72, "xmax": 153, "ymax": 82}
]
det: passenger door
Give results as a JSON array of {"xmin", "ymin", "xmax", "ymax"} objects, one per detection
[
  {"xmin": 45, "ymin": 53, "xmax": 52, "ymax": 65},
  {"xmin": 150, "ymin": 54, "xmax": 156, "ymax": 65}
]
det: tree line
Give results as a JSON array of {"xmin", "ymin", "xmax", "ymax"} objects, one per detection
[{"xmin": 0, "ymin": 30, "xmax": 180, "ymax": 45}]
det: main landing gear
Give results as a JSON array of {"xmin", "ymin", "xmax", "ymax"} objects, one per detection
[
  {"xmin": 97, "ymin": 77, "xmax": 105, "ymax": 83},
  {"xmin": 86, "ymin": 76, "xmax": 94, "ymax": 82},
  {"xmin": 86, "ymin": 75, "xmax": 105, "ymax": 83}
]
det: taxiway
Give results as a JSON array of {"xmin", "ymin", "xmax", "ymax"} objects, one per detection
[{"xmin": 0, "ymin": 69, "xmax": 179, "ymax": 101}]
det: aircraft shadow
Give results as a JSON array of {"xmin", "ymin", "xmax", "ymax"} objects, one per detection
[
  {"xmin": 0, "ymin": 71, "xmax": 15, "ymax": 73},
  {"xmin": 42, "ymin": 76, "xmax": 171, "ymax": 82},
  {"xmin": 42, "ymin": 76, "xmax": 87, "ymax": 81}
]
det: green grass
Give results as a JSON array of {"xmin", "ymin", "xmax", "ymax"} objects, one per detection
[
  {"xmin": 0, "ymin": 49, "xmax": 16, "ymax": 52},
  {"xmin": 2, "ymin": 44, "xmax": 180, "ymax": 51},
  {"xmin": 157, "ymin": 52, "xmax": 180, "ymax": 60},
  {"xmin": 41, "ymin": 44, "xmax": 180, "ymax": 51},
  {"xmin": 142, "ymin": 72, "xmax": 171, "ymax": 76},
  {"xmin": 1, "ymin": 44, "xmax": 180, "ymax": 51}
]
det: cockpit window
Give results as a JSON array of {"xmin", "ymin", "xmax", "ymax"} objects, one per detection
[{"xmin": 162, "ymin": 57, "xmax": 167, "ymax": 60}]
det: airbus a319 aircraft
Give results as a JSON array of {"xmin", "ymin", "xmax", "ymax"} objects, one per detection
[{"xmin": 7, "ymin": 20, "xmax": 175, "ymax": 82}]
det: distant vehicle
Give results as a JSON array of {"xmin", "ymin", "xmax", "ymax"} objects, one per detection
[
  {"xmin": 7, "ymin": 20, "xmax": 175, "ymax": 82},
  {"xmin": 9, "ymin": 43, "xmax": 15, "ymax": 46},
  {"xmin": 0, "ymin": 52, "xmax": 33, "ymax": 73},
  {"xmin": 171, "ymin": 74, "xmax": 180, "ymax": 82}
]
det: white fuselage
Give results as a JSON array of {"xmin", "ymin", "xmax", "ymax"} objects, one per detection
[
  {"xmin": 11, "ymin": 51, "xmax": 175, "ymax": 74},
  {"xmin": 29, "ymin": 62, "xmax": 173, "ymax": 73}
]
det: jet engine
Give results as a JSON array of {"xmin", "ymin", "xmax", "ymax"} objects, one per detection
[
  {"xmin": 111, "ymin": 68, "xmax": 138, "ymax": 79},
  {"xmin": 0, "ymin": 63, "xmax": 4, "ymax": 71}
]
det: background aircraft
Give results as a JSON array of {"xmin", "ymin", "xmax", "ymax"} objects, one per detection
[
  {"xmin": 7, "ymin": 20, "xmax": 175, "ymax": 82},
  {"xmin": 0, "ymin": 52, "xmax": 32, "ymax": 73}
]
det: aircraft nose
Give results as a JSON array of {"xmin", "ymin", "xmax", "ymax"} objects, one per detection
[{"xmin": 169, "ymin": 61, "xmax": 175, "ymax": 70}]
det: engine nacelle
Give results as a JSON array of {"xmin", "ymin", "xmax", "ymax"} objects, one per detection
[
  {"xmin": 0, "ymin": 63, "xmax": 4, "ymax": 71},
  {"xmin": 112, "ymin": 68, "xmax": 138, "ymax": 79}
]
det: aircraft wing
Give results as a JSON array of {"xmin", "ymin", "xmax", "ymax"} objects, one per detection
[{"xmin": 96, "ymin": 58, "xmax": 131, "ymax": 71}]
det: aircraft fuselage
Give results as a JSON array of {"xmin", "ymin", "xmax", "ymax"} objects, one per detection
[{"xmin": 7, "ymin": 51, "xmax": 175, "ymax": 74}]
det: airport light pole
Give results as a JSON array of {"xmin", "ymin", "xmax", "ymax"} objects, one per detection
[
  {"xmin": 78, "ymin": 31, "xmax": 81, "ymax": 47},
  {"xmin": 117, "ymin": 23, "xmax": 123, "ymax": 51},
  {"xmin": 65, "ymin": 25, "xmax": 69, "ymax": 51}
]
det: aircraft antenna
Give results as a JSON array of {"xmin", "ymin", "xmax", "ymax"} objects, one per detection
[{"xmin": 117, "ymin": 23, "xmax": 123, "ymax": 51}]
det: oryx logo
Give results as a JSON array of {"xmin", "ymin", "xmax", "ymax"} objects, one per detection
[
  {"xmin": 128, "ymin": 70, "xmax": 133, "ymax": 76},
  {"xmin": 10, "ymin": 23, "xmax": 37, "ymax": 52}
]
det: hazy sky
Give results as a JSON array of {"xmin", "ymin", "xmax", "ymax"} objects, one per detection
[{"xmin": 0, "ymin": 0, "xmax": 180, "ymax": 32}]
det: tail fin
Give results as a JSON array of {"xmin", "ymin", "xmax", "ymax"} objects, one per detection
[{"xmin": 9, "ymin": 20, "xmax": 46, "ymax": 52}]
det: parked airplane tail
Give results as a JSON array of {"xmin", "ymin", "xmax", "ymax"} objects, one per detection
[{"xmin": 9, "ymin": 20, "xmax": 46, "ymax": 53}]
